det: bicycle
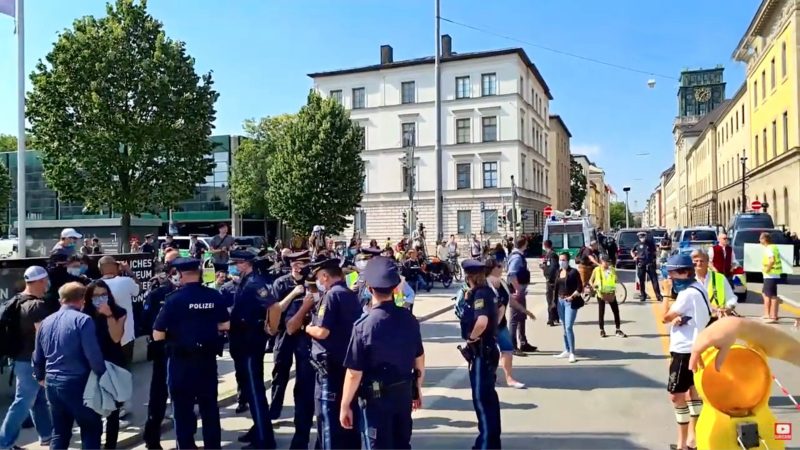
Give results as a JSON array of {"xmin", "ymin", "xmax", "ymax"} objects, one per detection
[
  {"xmin": 447, "ymin": 255, "xmax": 462, "ymax": 282},
  {"xmin": 583, "ymin": 281, "xmax": 628, "ymax": 304}
]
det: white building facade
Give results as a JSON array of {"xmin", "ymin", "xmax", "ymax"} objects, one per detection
[{"xmin": 309, "ymin": 36, "xmax": 555, "ymax": 243}]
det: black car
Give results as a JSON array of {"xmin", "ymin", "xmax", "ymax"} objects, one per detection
[
  {"xmin": 615, "ymin": 229, "xmax": 650, "ymax": 269},
  {"xmin": 728, "ymin": 212, "xmax": 775, "ymax": 233}
]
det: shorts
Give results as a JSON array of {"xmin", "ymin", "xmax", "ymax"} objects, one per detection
[
  {"xmin": 667, "ymin": 352, "xmax": 694, "ymax": 394},
  {"xmin": 762, "ymin": 278, "xmax": 779, "ymax": 297},
  {"xmin": 497, "ymin": 326, "xmax": 514, "ymax": 352}
]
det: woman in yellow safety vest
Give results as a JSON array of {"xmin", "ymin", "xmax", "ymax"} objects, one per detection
[
  {"xmin": 589, "ymin": 254, "xmax": 627, "ymax": 338},
  {"xmin": 759, "ymin": 232, "xmax": 783, "ymax": 323}
]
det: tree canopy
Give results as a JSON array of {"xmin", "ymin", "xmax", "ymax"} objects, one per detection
[
  {"xmin": 264, "ymin": 91, "xmax": 364, "ymax": 235},
  {"xmin": 570, "ymin": 157, "xmax": 587, "ymax": 210},
  {"xmin": 609, "ymin": 200, "xmax": 633, "ymax": 229},
  {"xmin": 26, "ymin": 0, "xmax": 218, "ymax": 248}
]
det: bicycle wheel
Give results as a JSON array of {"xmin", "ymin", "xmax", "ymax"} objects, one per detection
[
  {"xmin": 452, "ymin": 263, "xmax": 462, "ymax": 282},
  {"xmin": 616, "ymin": 282, "xmax": 628, "ymax": 304}
]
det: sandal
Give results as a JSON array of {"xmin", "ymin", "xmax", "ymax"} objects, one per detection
[
  {"xmin": 616, "ymin": 329, "xmax": 628, "ymax": 338},
  {"xmin": 600, "ymin": 330, "xmax": 607, "ymax": 338}
]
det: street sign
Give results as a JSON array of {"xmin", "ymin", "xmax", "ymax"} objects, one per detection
[
  {"xmin": 543, "ymin": 206, "xmax": 553, "ymax": 217},
  {"xmin": 751, "ymin": 200, "xmax": 762, "ymax": 210}
]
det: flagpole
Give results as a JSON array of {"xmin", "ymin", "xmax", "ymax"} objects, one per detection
[{"xmin": 15, "ymin": 0, "xmax": 26, "ymax": 258}]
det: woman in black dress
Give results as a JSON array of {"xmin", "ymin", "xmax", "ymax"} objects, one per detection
[{"xmin": 82, "ymin": 280, "xmax": 127, "ymax": 449}]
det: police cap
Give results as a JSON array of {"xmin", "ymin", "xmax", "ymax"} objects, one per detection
[
  {"xmin": 637, "ymin": 231, "xmax": 647, "ymax": 237},
  {"xmin": 287, "ymin": 250, "xmax": 311, "ymax": 262},
  {"xmin": 171, "ymin": 257, "xmax": 201, "ymax": 272},
  {"xmin": 144, "ymin": 233, "xmax": 154, "ymax": 239},
  {"xmin": 308, "ymin": 257, "xmax": 341, "ymax": 276},
  {"xmin": 229, "ymin": 248, "xmax": 257, "ymax": 263},
  {"xmin": 461, "ymin": 259, "xmax": 486, "ymax": 275},
  {"xmin": 665, "ymin": 254, "xmax": 693, "ymax": 271},
  {"xmin": 359, "ymin": 247, "xmax": 383, "ymax": 257},
  {"xmin": 362, "ymin": 256, "xmax": 401, "ymax": 290}
]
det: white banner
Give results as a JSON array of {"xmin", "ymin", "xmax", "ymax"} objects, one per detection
[{"xmin": 743, "ymin": 243, "xmax": 794, "ymax": 274}]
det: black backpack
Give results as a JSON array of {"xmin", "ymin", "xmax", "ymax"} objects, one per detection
[{"xmin": 0, "ymin": 294, "xmax": 28, "ymax": 360}]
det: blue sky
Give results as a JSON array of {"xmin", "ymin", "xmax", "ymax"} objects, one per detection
[{"xmin": 0, "ymin": 0, "xmax": 758, "ymax": 209}]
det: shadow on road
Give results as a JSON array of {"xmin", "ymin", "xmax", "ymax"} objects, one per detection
[
  {"xmin": 423, "ymin": 394, "xmax": 536, "ymax": 412},
  {"xmin": 512, "ymin": 364, "xmax": 663, "ymax": 391},
  {"xmin": 410, "ymin": 431, "xmax": 650, "ymax": 449}
]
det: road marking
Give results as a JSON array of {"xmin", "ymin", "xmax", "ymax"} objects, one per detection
[
  {"xmin": 649, "ymin": 295, "xmax": 671, "ymax": 357},
  {"xmin": 422, "ymin": 361, "xmax": 468, "ymax": 410},
  {"xmin": 779, "ymin": 295, "xmax": 800, "ymax": 316}
]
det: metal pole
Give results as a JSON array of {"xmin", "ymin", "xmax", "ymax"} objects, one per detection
[
  {"xmin": 410, "ymin": 143, "xmax": 416, "ymax": 230},
  {"xmin": 16, "ymin": 0, "xmax": 26, "ymax": 258},
  {"xmin": 740, "ymin": 155, "xmax": 747, "ymax": 213},
  {"xmin": 511, "ymin": 175, "xmax": 518, "ymax": 239},
  {"xmin": 433, "ymin": 0, "xmax": 443, "ymax": 243},
  {"xmin": 624, "ymin": 191, "xmax": 630, "ymax": 228}
]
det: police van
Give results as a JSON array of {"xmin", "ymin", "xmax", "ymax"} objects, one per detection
[{"xmin": 542, "ymin": 209, "xmax": 598, "ymax": 267}]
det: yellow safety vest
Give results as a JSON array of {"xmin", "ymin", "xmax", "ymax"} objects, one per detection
[
  {"xmin": 705, "ymin": 271, "xmax": 727, "ymax": 308},
  {"xmin": 762, "ymin": 244, "xmax": 782, "ymax": 275},
  {"xmin": 592, "ymin": 266, "xmax": 616, "ymax": 294}
]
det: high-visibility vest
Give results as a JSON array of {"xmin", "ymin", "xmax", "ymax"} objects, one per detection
[
  {"xmin": 592, "ymin": 266, "xmax": 616, "ymax": 294},
  {"xmin": 346, "ymin": 271, "xmax": 359, "ymax": 289},
  {"xmin": 762, "ymin": 244, "xmax": 782, "ymax": 275},
  {"xmin": 705, "ymin": 270, "xmax": 728, "ymax": 308}
]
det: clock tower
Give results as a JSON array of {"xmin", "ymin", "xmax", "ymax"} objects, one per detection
[{"xmin": 677, "ymin": 67, "xmax": 726, "ymax": 119}]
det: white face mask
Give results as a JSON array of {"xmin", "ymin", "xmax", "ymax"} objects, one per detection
[
  {"xmin": 67, "ymin": 267, "xmax": 82, "ymax": 276},
  {"xmin": 559, "ymin": 261, "xmax": 569, "ymax": 269},
  {"xmin": 92, "ymin": 295, "xmax": 108, "ymax": 308},
  {"xmin": 171, "ymin": 275, "xmax": 180, "ymax": 284},
  {"xmin": 316, "ymin": 280, "xmax": 326, "ymax": 293},
  {"xmin": 355, "ymin": 260, "xmax": 368, "ymax": 271}
]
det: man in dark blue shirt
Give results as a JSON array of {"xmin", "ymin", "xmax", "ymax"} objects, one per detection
[
  {"xmin": 305, "ymin": 257, "xmax": 362, "ymax": 449},
  {"xmin": 34, "ymin": 282, "xmax": 106, "ymax": 450},
  {"xmin": 341, "ymin": 256, "xmax": 425, "ymax": 449},
  {"xmin": 153, "ymin": 258, "xmax": 230, "ymax": 450}
]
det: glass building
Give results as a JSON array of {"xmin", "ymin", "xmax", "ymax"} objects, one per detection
[{"xmin": 1, "ymin": 135, "xmax": 272, "ymax": 236}]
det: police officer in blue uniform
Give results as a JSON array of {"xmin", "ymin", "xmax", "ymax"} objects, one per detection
[
  {"xmin": 229, "ymin": 249, "xmax": 281, "ymax": 449},
  {"xmin": 459, "ymin": 259, "xmax": 502, "ymax": 450},
  {"xmin": 143, "ymin": 250, "xmax": 180, "ymax": 449},
  {"xmin": 152, "ymin": 258, "xmax": 230, "ymax": 450},
  {"xmin": 268, "ymin": 250, "xmax": 316, "ymax": 449},
  {"xmin": 351, "ymin": 247, "xmax": 383, "ymax": 309},
  {"xmin": 340, "ymin": 256, "xmax": 425, "ymax": 449},
  {"xmin": 304, "ymin": 257, "xmax": 363, "ymax": 449},
  {"xmin": 631, "ymin": 231, "xmax": 663, "ymax": 302}
]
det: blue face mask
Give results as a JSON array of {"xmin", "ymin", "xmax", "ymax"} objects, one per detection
[
  {"xmin": 228, "ymin": 265, "xmax": 239, "ymax": 277},
  {"xmin": 672, "ymin": 278, "xmax": 694, "ymax": 293}
]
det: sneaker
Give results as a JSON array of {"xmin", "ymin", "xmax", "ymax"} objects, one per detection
[
  {"xmin": 554, "ymin": 351, "xmax": 569, "ymax": 359},
  {"xmin": 512, "ymin": 350, "xmax": 526, "ymax": 357},
  {"xmin": 507, "ymin": 380, "xmax": 526, "ymax": 389},
  {"xmin": 568, "ymin": 353, "xmax": 577, "ymax": 363},
  {"xmin": 40, "ymin": 438, "xmax": 52, "ymax": 446},
  {"xmin": 520, "ymin": 344, "xmax": 538, "ymax": 352},
  {"xmin": 616, "ymin": 329, "xmax": 628, "ymax": 338},
  {"xmin": 235, "ymin": 403, "xmax": 249, "ymax": 413}
]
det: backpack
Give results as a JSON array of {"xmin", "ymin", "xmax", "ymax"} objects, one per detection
[
  {"xmin": 0, "ymin": 294, "xmax": 26, "ymax": 360},
  {"xmin": 508, "ymin": 251, "xmax": 531, "ymax": 285},
  {"xmin": 454, "ymin": 285, "xmax": 470, "ymax": 320}
]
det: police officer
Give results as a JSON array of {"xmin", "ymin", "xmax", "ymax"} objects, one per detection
[
  {"xmin": 142, "ymin": 249, "xmax": 180, "ymax": 449},
  {"xmin": 304, "ymin": 257, "xmax": 363, "ymax": 449},
  {"xmin": 269, "ymin": 250, "xmax": 316, "ymax": 449},
  {"xmin": 152, "ymin": 258, "xmax": 230, "ymax": 450},
  {"xmin": 631, "ymin": 231, "xmax": 663, "ymax": 302},
  {"xmin": 141, "ymin": 234, "xmax": 157, "ymax": 257},
  {"xmin": 459, "ymin": 259, "xmax": 502, "ymax": 449},
  {"xmin": 340, "ymin": 256, "xmax": 425, "ymax": 449},
  {"xmin": 350, "ymin": 247, "xmax": 383, "ymax": 308},
  {"xmin": 161, "ymin": 234, "xmax": 177, "ymax": 253},
  {"xmin": 229, "ymin": 249, "xmax": 281, "ymax": 449}
]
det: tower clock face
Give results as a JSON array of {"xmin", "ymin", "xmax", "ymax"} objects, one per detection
[{"xmin": 694, "ymin": 87, "xmax": 712, "ymax": 102}]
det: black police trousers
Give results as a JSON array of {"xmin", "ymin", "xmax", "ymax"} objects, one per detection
[
  {"xmin": 546, "ymin": 282, "xmax": 559, "ymax": 323},
  {"xmin": 231, "ymin": 335, "xmax": 276, "ymax": 449},
  {"xmin": 359, "ymin": 383, "xmax": 413, "ymax": 449},
  {"xmin": 314, "ymin": 362, "xmax": 362, "ymax": 450},
  {"xmin": 167, "ymin": 354, "xmax": 221, "ymax": 450},
  {"xmin": 636, "ymin": 262, "xmax": 662, "ymax": 300},
  {"xmin": 468, "ymin": 344, "xmax": 501, "ymax": 450},
  {"xmin": 270, "ymin": 330, "xmax": 315, "ymax": 449},
  {"xmin": 143, "ymin": 346, "xmax": 169, "ymax": 449}
]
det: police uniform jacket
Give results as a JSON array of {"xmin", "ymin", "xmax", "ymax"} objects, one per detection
[
  {"xmin": 153, "ymin": 282, "xmax": 230, "ymax": 355},
  {"xmin": 143, "ymin": 276, "xmax": 177, "ymax": 332},
  {"xmin": 230, "ymin": 271, "xmax": 275, "ymax": 338},
  {"xmin": 633, "ymin": 242, "xmax": 654, "ymax": 263},
  {"xmin": 311, "ymin": 280, "xmax": 362, "ymax": 364},
  {"xmin": 459, "ymin": 285, "xmax": 498, "ymax": 342},
  {"xmin": 272, "ymin": 272, "xmax": 306, "ymax": 332}
]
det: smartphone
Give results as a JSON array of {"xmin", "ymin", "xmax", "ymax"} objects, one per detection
[{"xmin": 678, "ymin": 316, "xmax": 692, "ymax": 326}]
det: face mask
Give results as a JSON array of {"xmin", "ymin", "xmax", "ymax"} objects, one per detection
[
  {"xmin": 79, "ymin": 264, "xmax": 88, "ymax": 275},
  {"xmin": 316, "ymin": 280, "xmax": 326, "ymax": 293},
  {"xmin": 672, "ymin": 278, "xmax": 694, "ymax": 293},
  {"xmin": 639, "ymin": 238, "xmax": 646, "ymax": 243},
  {"xmin": 92, "ymin": 295, "xmax": 108, "ymax": 308},
  {"xmin": 559, "ymin": 261, "xmax": 569, "ymax": 269},
  {"xmin": 171, "ymin": 275, "xmax": 180, "ymax": 284},
  {"xmin": 228, "ymin": 265, "xmax": 240, "ymax": 277},
  {"xmin": 355, "ymin": 260, "xmax": 368, "ymax": 271},
  {"xmin": 66, "ymin": 242, "xmax": 76, "ymax": 249},
  {"xmin": 67, "ymin": 267, "xmax": 82, "ymax": 276}
]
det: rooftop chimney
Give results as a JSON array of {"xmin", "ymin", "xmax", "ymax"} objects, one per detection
[
  {"xmin": 441, "ymin": 34, "xmax": 452, "ymax": 57},
  {"xmin": 380, "ymin": 45, "xmax": 393, "ymax": 64}
]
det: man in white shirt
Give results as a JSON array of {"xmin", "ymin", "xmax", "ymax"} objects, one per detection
[
  {"xmin": 691, "ymin": 249, "xmax": 737, "ymax": 317},
  {"xmin": 661, "ymin": 254, "xmax": 711, "ymax": 450}
]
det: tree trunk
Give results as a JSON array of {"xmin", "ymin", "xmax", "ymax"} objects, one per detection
[{"xmin": 121, "ymin": 212, "xmax": 131, "ymax": 253}]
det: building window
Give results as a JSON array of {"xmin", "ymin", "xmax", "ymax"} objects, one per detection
[
  {"xmin": 520, "ymin": 117, "xmax": 525, "ymax": 142},
  {"xmin": 771, "ymin": 58, "xmax": 776, "ymax": 89},
  {"xmin": 763, "ymin": 128, "xmax": 768, "ymax": 162},
  {"xmin": 782, "ymin": 42, "xmax": 787, "ymax": 78},
  {"xmin": 457, "ymin": 210, "xmax": 471, "ymax": 235},
  {"xmin": 482, "ymin": 116, "xmax": 498, "ymax": 142},
  {"xmin": 736, "ymin": 111, "xmax": 739, "ymax": 131},
  {"xmin": 456, "ymin": 163, "xmax": 471, "ymax": 189},
  {"xmin": 402, "ymin": 122, "xmax": 416, "ymax": 147},
  {"xmin": 754, "ymin": 81, "xmax": 758, "ymax": 105},
  {"xmin": 761, "ymin": 70, "xmax": 766, "ymax": 99},
  {"xmin": 456, "ymin": 118, "xmax": 470, "ymax": 144},
  {"xmin": 329, "ymin": 90, "xmax": 342, "ymax": 104},
  {"xmin": 354, "ymin": 210, "xmax": 367, "ymax": 233},
  {"xmin": 772, "ymin": 120, "xmax": 777, "ymax": 157},
  {"xmin": 456, "ymin": 76, "xmax": 470, "ymax": 99},
  {"xmin": 755, "ymin": 135, "xmax": 759, "ymax": 165},
  {"xmin": 481, "ymin": 73, "xmax": 497, "ymax": 96},
  {"xmin": 482, "ymin": 161, "xmax": 498, "ymax": 188},
  {"xmin": 401, "ymin": 81, "xmax": 415, "ymax": 104},
  {"xmin": 483, "ymin": 210, "xmax": 498, "ymax": 234},
  {"xmin": 401, "ymin": 166, "xmax": 416, "ymax": 193},
  {"xmin": 521, "ymin": 159, "xmax": 526, "ymax": 188},
  {"xmin": 741, "ymin": 104, "xmax": 745, "ymax": 124},
  {"xmin": 357, "ymin": 123, "xmax": 366, "ymax": 150},
  {"xmin": 783, "ymin": 111, "xmax": 789, "ymax": 152},
  {"xmin": 352, "ymin": 87, "xmax": 365, "ymax": 109}
]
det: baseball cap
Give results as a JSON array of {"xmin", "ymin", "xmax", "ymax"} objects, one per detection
[
  {"xmin": 60, "ymin": 228, "xmax": 82, "ymax": 239},
  {"xmin": 24, "ymin": 266, "xmax": 49, "ymax": 282}
]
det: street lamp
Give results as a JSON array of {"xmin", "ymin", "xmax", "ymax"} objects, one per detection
[
  {"xmin": 623, "ymin": 186, "xmax": 631, "ymax": 228},
  {"xmin": 739, "ymin": 154, "xmax": 748, "ymax": 213}
]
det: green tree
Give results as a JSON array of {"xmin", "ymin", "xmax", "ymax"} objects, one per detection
[
  {"xmin": 26, "ymin": 0, "xmax": 217, "ymax": 250},
  {"xmin": 0, "ymin": 160, "xmax": 11, "ymax": 228},
  {"xmin": 0, "ymin": 133, "xmax": 37, "ymax": 152},
  {"xmin": 609, "ymin": 201, "xmax": 633, "ymax": 229},
  {"xmin": 230, "ymin": 114, "xmax": 295, "ymax": 217},
  {"xmin": 265, "ymin": 91, "xmax": 364, "ymax": 235},
  {"xmin": 570, "ymin": 157, "xmax": 587, "ymax": 210}
]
